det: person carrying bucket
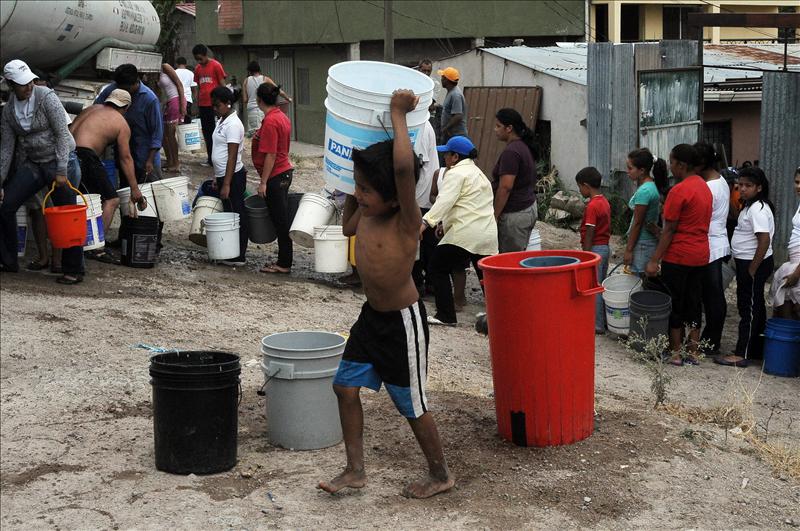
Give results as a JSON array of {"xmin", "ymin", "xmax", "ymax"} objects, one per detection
[
  {"xmin": 0, "ymin": 59, "xmax": 85, "ymax": 284},
  {"xmin": 320, "ymin": 90, "xmax": 454, "ymax": 499}
]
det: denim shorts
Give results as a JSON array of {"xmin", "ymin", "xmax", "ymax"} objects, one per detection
[{"xmin": 630, "ymin": 238, "xmax": 657, "ymax": 273}]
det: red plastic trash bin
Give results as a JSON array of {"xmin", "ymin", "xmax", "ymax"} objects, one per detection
[{"xmin": 478, "ymin": 250, "xmax": 603, "ymax": 447}]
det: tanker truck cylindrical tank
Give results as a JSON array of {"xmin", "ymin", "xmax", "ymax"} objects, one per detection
[{"xmin": 0, "ymin": 0, "xmax": 160, "ymax": 68}]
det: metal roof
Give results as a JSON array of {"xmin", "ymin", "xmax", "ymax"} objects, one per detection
[
  {"xmin": 480, "ymin": 43, "xmax": 800, "ymax": 87},
  {"xmin": 175, "ymin": 3, "xmax": 196, "ymax": 17}
]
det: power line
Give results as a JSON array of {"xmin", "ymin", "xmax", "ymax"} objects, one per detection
[
  {"xmin": 695, "ymin": 0, "xmax": 782, "ymax": 41},
  {"xmin": 547, "ymin": 0, "xmax": 607, "ymax": 42}
]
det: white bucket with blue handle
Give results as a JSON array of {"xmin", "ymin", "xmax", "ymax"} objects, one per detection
[
  {"xmin": 77, "ymin": 193, "xmax": 105, "ymax": 251},
  {"xmin": 323, "ymin": 61, "xmax": 434, "ymax": 194}
]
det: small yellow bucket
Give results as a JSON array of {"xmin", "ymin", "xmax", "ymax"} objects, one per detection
[{"xmin": 348, "ymin": 236, "xmax": 356, "ymax": 267}]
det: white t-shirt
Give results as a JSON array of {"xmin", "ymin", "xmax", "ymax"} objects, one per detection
[
  {"xmin": 789, "ymin": 205, "xmax": 800, "ymax": 249},
  {"xmin": 176, "ymin": 68, "xmax": 196, "ymax": 103},
  {"xmin": 706, "ymin": 177, "xmax": 731, "ymax": 262},
  {"xmin": 14, "ymin": 91, "xmax": 35, "ymax": 131},
  {"xmin": 211, "ymin": 113, "xmax": 245, "ymax": 178},
  {"xmin": 731, "ymin": 201, "xmax": 774, "ymax": 260},
  {"xmin": 414, "ymin": 121, "xmax": 439, "ymax": 209}
]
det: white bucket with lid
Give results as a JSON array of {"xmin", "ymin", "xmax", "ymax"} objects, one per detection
[
  {"xmin": 77, "ymin": 193, "xmax": 105, "ymax": 251},
  {"xmin": 602, "ymin": 270, "xmax": 643, "ymax": 336},
  {"xmin": 189, "ymin": 196, "xmax": 224, "ymax": 247},
  {"xmin": 119, "ymin": 183, "xmax": 157, "ymax": 218},
  {"xmin": 323, "ymin": 61, "xmax": 434, "ymax": 194},
  {"xmin": 152, "ymin": 176, "xmax": 191, "ymax": 222},
  {"xmin": 289, "ymin": 193, "xmax": 336, "ymax": 248},
  {"xmin": 313, "ymin": 225, "xmax": 349, "ymax": 273},
  {"xmin": 204, "ymin": 212, "xmax": 240, "ymax": 260},
  {"xmin": 16, "ymin": 207, "xmax": 27, "ymax": 257},
  {"xmin": 177, "ymin": 121, "xmax": 202, "ymax": 152}
]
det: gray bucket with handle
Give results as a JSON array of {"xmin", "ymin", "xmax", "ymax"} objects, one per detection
[
  {"xmin": 629, "ymin": 290, "xmax": 672, "ymax": 352},
  {"xmin": 244, "ymin": 195, "xmax": 277, "ymax": 244},
  {"xmin": 260, "ymin": 331, "xmax": 345, "ymax": 450}
]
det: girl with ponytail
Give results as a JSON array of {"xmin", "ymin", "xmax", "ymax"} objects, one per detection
[
  {"xmin": 492, "ymin": 108, "xmax": 539, "ymax": 253},
  {"xmin": 624, "ymin": 148, "xmax": 663, "ymax": 274}
]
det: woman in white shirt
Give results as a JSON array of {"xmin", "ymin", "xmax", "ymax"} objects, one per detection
[
  {"xmin": 210, "ymin": 86, "xmax": 247, "ymax": 266},
  {"xmin": 422, "ymin": 136, "xmax": 498, "ymax": 326},
  {"xmin": 241, "ymin": 61, "xmax": 291, "ymax": 136},
  {"xmin": 695, "ymin": 143, "xmax": 730, "ymax": 355},
  {"xmin": 770, "ymin": 167, "xmax": 800, "ymax": 319},
  {"xmin": 717, "ymin": 167, "xmax": 775, "ymax": 367}
]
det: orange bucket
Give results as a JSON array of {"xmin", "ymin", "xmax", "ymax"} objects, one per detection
[{"xmin": 42, "ymin": 181, "xmax": 88, "ymax": 249}]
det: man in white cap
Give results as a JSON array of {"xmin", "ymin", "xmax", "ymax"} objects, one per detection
[
  {"xmin": 69, "ymin": 89, "xmax": 144, "ymax": 262},
  {"xmin": 0, "ymin": 59, "xmax": 85, "ymax": 283}
]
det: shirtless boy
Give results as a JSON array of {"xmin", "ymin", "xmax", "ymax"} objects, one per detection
[
  {"xmin": 70, "ymin": 89, "xmax": 143, "ymax": 258},
  {"xmin": 318, "ymin": 90, "xmax": 454, "ymax": 499}
]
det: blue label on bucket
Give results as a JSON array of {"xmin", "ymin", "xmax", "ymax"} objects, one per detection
[
  {"xmin": 97, "ymin": 217, "xmax": 105, "ymax": 243},
  {"xmin": 181, "ymin": 199, "xmax": 191, "ymax": 216},
  {"xmin": 16, "ymin": 225, "xmax": 26, "ymax": 255},
  {"xmin": 323, "ymin": 112, "xmax": 420, "ymax": 194},
  {"xmin": 85, "ymin": 219, "xmax": 94, "ymax": 246},
  {"xmin": 184, "ymin": 130, "xmax": 201, "ymax": 146}
]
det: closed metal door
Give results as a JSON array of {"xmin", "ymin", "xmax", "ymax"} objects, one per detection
[{"xmin": 258, "ymin": 55, "xmax": 295, "ymax": 137}]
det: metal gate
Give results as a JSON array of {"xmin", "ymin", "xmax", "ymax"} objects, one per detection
[
  {"xmin": 258, "ymin": 55, "xmax": 295, "ymax": 137},
  {"xmin": 464, "ymin": 87, "xmax": 542, "ymax": 178}
]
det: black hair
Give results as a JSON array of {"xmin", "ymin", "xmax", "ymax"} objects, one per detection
[
  {"xmin": 496, "ymin": 107, "xmax": 538, "ymax": 159},
  {"xmin": 352, "ymin": 140, "xmax": 421, "ymax": 203},
  {"xmin": 192, "ymin": 44, "xmax": 208, "ymax": 56},
  {"xmin": 795, "ymin": 166, "xmax": 800, "ymax": 177},
  {"xmin": 448, "ymin": 148, "xmax": 479, "ymax": 163},
  {"xmin": 738, "ymin": 167, "xmax": 775, "ymax": 214},
  {"xmin": 575, "ymin": 166, "xmax": 602, "ymax": 189},
  {"xmin": 628, "ymin": 147, "xmax": 668, "ymax": 193},
  {"xmin": 256, "ymin": 82, "xmax": 281, "ymax": 106},
  {"xmin": 670, "ymin": 143, "xmax": 700, "ymax": 169},
  {"xmin": 693, "ymin": 142, "xmax": 723, "ymax": 172},
  {"xmin": 247, "ymin": 61, "xmax": 261, "ymax": 74},
  {"xmin": 210, "ymin": 86, "xmax": 234, "ymax": 105},
  {"xmin": 419, "ymin": 59, "xmax": 432, "ymax": 67},
  {"xmin": 176, "ymin": 57, "xmax": 187, "ymax": 65},
  {"xmin": 113, "ymin": 64, "xmax": 139, "ymax": 88}
]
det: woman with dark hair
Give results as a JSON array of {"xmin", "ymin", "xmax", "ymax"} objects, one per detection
[
  {"xmin": 242, "ymin": 61, "xmax": 292, "ymax": 136},
  {"xmin": 157, "ymin": 62, "xmax": 186, "ymax": 172},
  {"xmin": 719, "ymin": 167, "xmax": 775, "ymax": 367},
  {"xmin": 492, "ymin": 108, "xmax": 538, "ymax": 252},
  {"xmin": 646, "ymin": 144, "xmax": 712, "ymax": 365},
  {"xmin": 624, "ymin": 148, "xmax": 667, "ymax": 274},
  {"xmin": 694, "ymin": 142, "xmax": 730, "ymax": 355},
  {"xmin": 770, "ymin": 168, "xmax": 800, "ymax": 320},
  {"xmin": 210, "ymin": 86, "xmax": 247, "ymax": 266},
  {"xmin": 422, "ymin": 136, "xmax": 498, "ymax": 325},
  {"xmin": 253, "ymin": 83, "xmax": 294, "ymax": 274}
]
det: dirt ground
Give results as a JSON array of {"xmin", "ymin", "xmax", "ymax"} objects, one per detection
[{"xmin": 1, "ymin": 146, "xmax": 799, "ymax": 530}]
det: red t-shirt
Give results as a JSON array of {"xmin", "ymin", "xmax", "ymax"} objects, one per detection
[
  {"xmin": 252, "ymin": 108, "xmax": 293, "ymax": 178},
  {"xmin": 580, "ymin": 194, "xmax": 611, "ymax": 247},
  {"xmin": 194, "ymin": 59, "xmax": 226, "ymax": 107},
  {"xmin": 662, "ymin": 175, "xmax": 713, "ymax": 266}
]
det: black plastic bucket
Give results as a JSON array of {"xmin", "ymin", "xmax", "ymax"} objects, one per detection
[
  {"xmin": 150, "ymin": 351, "xmax": 241, "ymax": 474},
  {"xmin": 120, "ymin": 215, "xmax": 159, "ymax": 268},
  {"xmin": 629, "ymin": 290, "xmax": 672, "ymax": 352}
]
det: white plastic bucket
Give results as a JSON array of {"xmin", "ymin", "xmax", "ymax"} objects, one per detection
[
  {"xmin": 204, "ymin": 212, "xmax": 240, "ymax": 260},
  {"xmin": 289, "ymin": 193, "xmax": 336, "ymax": 248},
  {"xmin": 323, "ymin": 61, "xmax": 434, "ymax": 194},
  {"xmin": 119, "ymin": 183, "xmax": 158, "ymax": 218},
  {"xmin": 526, "ymin": 228, "xmax": 542, "ymax": 251},
  {"xmin": 313, "ymin": 225, "xmax": 349, "ymax": 273},
  {"xmin": 16, "ymin": 207, "xmax": 27, "ymax": 257},
  {"xmin": 177, "ymin": 121, "xmax": 202, "ymax": 152},
  {"xmin": 189, "ymin": 196, "xmax": 224, "ymax": 247},
  {"xmin": 602, "ymin": 272, "xmax": 643, "ymax": 335},
  {"xmin": 77, "ymin": 193, "xmax": 105, "ymax": 251},
  {"xmin": 152, "ymin": 176, "xmax": 191, "ymax": 222}
]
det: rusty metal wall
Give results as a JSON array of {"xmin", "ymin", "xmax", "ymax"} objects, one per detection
[
  {"xmin": 760, "ymin": 71, "xmax": 800, "ymax": 266},
  {"xmin": 463, "ymin": 87, "xmax": 542, "ymax": 179}
]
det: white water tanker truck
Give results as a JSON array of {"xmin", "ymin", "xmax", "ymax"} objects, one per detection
[{"xmin": 1, "ymin": 0, "xmax": 162, "ymax": 112}]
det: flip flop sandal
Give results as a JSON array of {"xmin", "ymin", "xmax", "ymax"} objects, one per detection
[
  {"xmin": 684, "ymin": 356, "xmax": 701, "ymax": 366},
  {"xmin": 260, "ymin": 264, "xmax": 290, "ymax": 274},
  {"xmin": 25, "ymin": 260, "xmax": 50, "ymax": 271},
  {"xmin": 87, "ymin": 250, "xmax": 120, "ymax": 265},
  {"xmin": 56, "ymin": 274, "xmax": 83, "ymax": 285},
  {"xmin": 713, "ymin": 355, "xmax": 749, "ymax": 368}
]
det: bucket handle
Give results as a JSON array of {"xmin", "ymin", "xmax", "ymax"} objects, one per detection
[
  {"xmin": 42, "ymin": 180, "xmax": 88, "ymax": 212},
  {"xmin": 574, "ymin": 268, "xmax": 604, "ymax": 297},
  {"xmin": 256, "ymin": 367, "xmax": 282, "ymax": 396}
]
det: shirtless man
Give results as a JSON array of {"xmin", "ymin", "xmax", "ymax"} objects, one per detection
[
  {"xmin": 70, "ymin": 89, "xmax": 143, "ymax": 259},
  {"xmin": 318, "ymin": 90, "xmax": 454, "ymax": 499}
]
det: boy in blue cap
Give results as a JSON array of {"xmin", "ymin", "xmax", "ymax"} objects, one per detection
[{"xmin": 318, "ymin": 90, "xmax": 454, "ymax": 499}]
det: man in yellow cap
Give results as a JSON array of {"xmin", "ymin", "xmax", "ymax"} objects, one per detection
[{"xmin": 436, "ymin": 67, "xmax": 467, "ymax": 142}]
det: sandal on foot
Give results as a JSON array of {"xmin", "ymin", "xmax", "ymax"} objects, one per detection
[
  {"xmin": 713, "ymin": 355, "xmax": 749, "ymax": 368},
  {"xmin": 87, "ymin": 250, "xmax": 119, "ymax": 265},
  {"xmin": 260, "ymin": 264, "xmax": 290, "ymax": 274},
  {"xmin": 25, "ymin": 260, "xmax": 50, "ymax": 271},
  {"xmin": 56, "ymin": 274, "xmax": 83, "ymax": 285}
]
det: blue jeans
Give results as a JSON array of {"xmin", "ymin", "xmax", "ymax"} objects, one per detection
[
  {"xmin": 592, "ymin": 244, "xmax": 610, "ymax": 332},
  {"xmin": 0, "ymin": 152, "xmax": 83, "ymax": 274},
  {"xmin": 630, "ymin": 238, "xmax": 657, "ymax": 274}
]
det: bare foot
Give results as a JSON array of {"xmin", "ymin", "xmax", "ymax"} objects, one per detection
[
  {"xmin": 317, "ymin": 468, "xmax": 366, "ymax": 494},
  {"xmin": 401, "ymin": 474, "xmax": 455, "ymax": 499}
]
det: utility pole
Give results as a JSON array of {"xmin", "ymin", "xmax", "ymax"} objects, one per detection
[{"xmin": 384, "ymin": 0, "xmax": 394, "ymax": 63}]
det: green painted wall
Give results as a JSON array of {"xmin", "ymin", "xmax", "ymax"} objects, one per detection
[
  {"xmin": 196, "ymin": 0, "xmax": 585, "ymax": 46},
  {"xmin": 293, "ymin": 46, "xmax": 348, "ymax": 145}
]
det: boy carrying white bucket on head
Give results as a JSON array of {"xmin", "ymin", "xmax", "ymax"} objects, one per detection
[{"xmin": 317, "ymin": 90, "xmax": 454, "ymax": 499}]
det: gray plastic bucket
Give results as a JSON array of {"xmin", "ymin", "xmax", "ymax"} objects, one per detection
[
  {"xmin": 261, "ymin": 331, "xmax": 346, "ymax": 450},
  {"xmin": 629, "ymin": 290, "xmax": 671, "ymax": 351},
  {"xmin": 244, "ymin": 195, "xmax": 277, "ymax": 244}
]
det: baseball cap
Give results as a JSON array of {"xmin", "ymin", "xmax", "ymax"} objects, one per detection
[
  {"xmin": 436, "ymin": 136, "xmax": 475, "ymax": 156},
  {"xmin": 437, "ymin": 67, "xmax": 460, "ymax": 82},
  {"xmin": 106, "ymin": 88, "xmax": 132, "ymax": 108},
  {"xmin": 3, "ymin": 59, "xmax": 37, "ymax": 85}
]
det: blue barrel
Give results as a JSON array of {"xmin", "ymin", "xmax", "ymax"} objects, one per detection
[
  {"xmin": 763, "ymin": 318, "xmax": 800, "ymax": 377},
  {"xmin": 102, "ymin": 159, "xmax": 118, "ymax": 190}
]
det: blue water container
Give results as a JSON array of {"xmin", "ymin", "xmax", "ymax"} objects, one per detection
[{"xmin": 763, "ymin": 318, "xmax": 800, "ymax": 378}]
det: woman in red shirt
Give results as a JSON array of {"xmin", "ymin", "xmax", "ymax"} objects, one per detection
[
  {"xmin": 252, "ymin": 83, "xmax": 294, "ymax": 274},
  {"xmin": 646, "ymin": 144, "xmax": 713, "ymax": 365}
]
